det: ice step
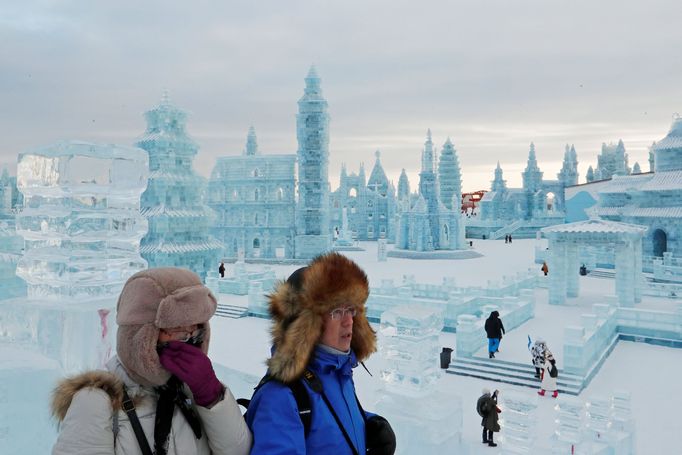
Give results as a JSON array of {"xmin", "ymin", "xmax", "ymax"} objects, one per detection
[
  {"xmin": 589, "ymin": 269, "xmax": 655, "ymax": 282},
  {"xmin": 215, "ymin": 304, "xmax": 248, "ymax": 319},
  {"xmin": 446, "ymin": 356, "xmax": 583, "ymax": 395}
]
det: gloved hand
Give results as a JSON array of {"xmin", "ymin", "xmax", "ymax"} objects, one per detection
[
  {"xmin": 159, "ymin": 341, "xmax": 224, "ymax": 407},
  {"xmin": 366, "ymin": 415, "xmax": 396, "ymax": 455}
]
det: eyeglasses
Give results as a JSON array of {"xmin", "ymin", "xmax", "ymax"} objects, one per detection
[
  {"xmin": 329, "ymin": 307, "xmax": 357, "ymax": 320},
  {"xmin": 160, "ymin": 325, "xmax": 203, "ymax": 344}
]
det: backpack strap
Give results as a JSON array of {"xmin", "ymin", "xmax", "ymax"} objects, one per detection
[
  {"xmin": 300, "ymin": 369, "xmax": 360, "ymax": 455},
  {"xmin": 241, "ymin": 373, "xmax": 314, "ymax": 437},
  {"xmin": 121, "ymin": 387, "xmax": 154, "ymax": 455}
]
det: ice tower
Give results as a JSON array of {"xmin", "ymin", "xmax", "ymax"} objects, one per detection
[
  {"xmin": 0, "ymin": 140, "xmax": 148, "ymax": 453},
  {"xmin": 438, "ymin": 138, "xmax": 462, "ymax": 211},
  {"xmin": 295, "ymin": 66, "xmax": 332, "ymax": 258},
  {"xmin": 136, "ymin": 93, "xmax": 222, "ymax": 279}
]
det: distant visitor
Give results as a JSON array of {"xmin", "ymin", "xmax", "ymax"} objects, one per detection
[{"xmin": 484, "ymin": 311, "xmax": 505, "ymax": 359}]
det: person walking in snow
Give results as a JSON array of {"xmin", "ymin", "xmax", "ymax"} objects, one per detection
[
  {"xmin": 219, "ymin": 261, "xmax": 226, "ymax": 278},
  {"xmin": 538, "ymin": 353, "xmax": 559, "ymax": 398},
  {"xmin": 530, "ymin": 338, "xmax": 551, "ymax": 378},
  {"xmin": 484, "ymin": 311, "xmax": 505, "ymax": 358},
  {"xmin": 476, "ymin": 388, "xmax": 501, "ymax": 447},
  {"xmin": 245, "ymin": 252, "xmax": 396, "ymax": 455},
  {"xmin": 541, "ymin": 261, "xmax": 548, "ymax": 276},
  {"xmin": 51, "ymin": 268, "xmax": 252, "ymax": 455}
]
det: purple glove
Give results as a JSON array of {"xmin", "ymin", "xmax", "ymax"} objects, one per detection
[{"xmin": 159, "ymin": 341, "xmax": 224, "ymax": 407}]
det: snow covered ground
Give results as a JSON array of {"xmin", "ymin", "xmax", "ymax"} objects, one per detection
[{"xmin": 210, "ymin": 239, "xmax": 681, "ymax": 453}]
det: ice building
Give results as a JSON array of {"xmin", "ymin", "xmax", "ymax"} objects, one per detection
[
  {"xmin": 136, "ymin": 93, "xmax": 222, "ymax": 279},
  {"xmin": 0, "ymin": 220, "xmax": 25, "ymax": 300},
  {"xmin": 392, "ymin": 132, "xmax": 466, "ymax": 255},
  {"xmin": 208, "ymin": 127, "xmax": 297, "ymax": 259},
  {"xmin": 590, "ymin": 115, "xmax": 682, "ymax": 263},
  {"xmin": 470, "ymin": 143, "xmax": 575, "ymax": 238},
  {"xmin": 295, "ymin": 66, "xmax": 332, "ymax": 258},
  {"xmin": 329, "ymin": 151, "xmax": 397, "ymax": 242},
  {"xmin": 586, "ymin": 140, "xmax": 631, "ymax": 182},
  {"xmin": 0, "ymin": 141, "xmax": 148, "ymax": 453}
]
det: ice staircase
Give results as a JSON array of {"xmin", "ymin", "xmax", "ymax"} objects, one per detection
[
  {"xmin": 446, "ymin": 356, "xmax": 584, "ymax": 396},
  {"xmin": 215, "ymin": 303, "xmax": 248, "ymax": 319},
  {"xmin": 589, "ymin": 268, "xmax": 655, "ymax": 282},
  {"xmin": 490, "ymin": 220, "xmax": 524, "ymax": 240}
]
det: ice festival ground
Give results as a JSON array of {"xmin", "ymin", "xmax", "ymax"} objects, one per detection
[{"xmin": 210, "ymin": 239, "xmax": 681, "ymax": 453}]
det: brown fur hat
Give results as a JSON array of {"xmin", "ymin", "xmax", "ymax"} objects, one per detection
[
  {"xmin": 116, "ymin": 267, "xmax": 217, "ymax": 387},
  {"xmin": 267, "ymin": 252, "xmax": 376, "ymax": 383}
]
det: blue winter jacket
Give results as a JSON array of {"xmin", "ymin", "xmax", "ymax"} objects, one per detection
[{"xmin": 246, "ymin": 347, "xmax": 368, "ymax": 454}]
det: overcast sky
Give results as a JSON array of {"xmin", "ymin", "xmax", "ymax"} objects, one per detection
[{"xmin": 2, "ymin": 0, "xmax": 681, "ymax": 192}]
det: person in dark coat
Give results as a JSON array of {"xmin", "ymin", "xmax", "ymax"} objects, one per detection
[
  {"xmin": 218, "ymin": 261, "xmax": 225, "ymax": 278},
  {"xmin": 476, "ymin": 388, "xmax": 501, "ymax": 447},
  {"xmin": 484, "ymin": 311, "xmax": 505, "ymax": 358},
  {"xmin": 541, "ymin": 261, "xmax": 548, "ymax": 276}
]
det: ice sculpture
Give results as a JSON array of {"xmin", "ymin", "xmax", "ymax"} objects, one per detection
[
  {"xmin": 137, "ymin": 93, "xmax": 222, "ymax": 279},
  {"xmin": 500, "ymin": 390, "xmax": 539, "ymax": 453},
  {"xmin": 393, "ymin": 131, "xmax": 466, "ymax": 255},
  {"xmin": 295, "ymin": 66, "xmax": 332, "ymax": 258},
  {"xmin": 0, "ymin": 220, "xmax": 25, "ymax": 300},
  {"xmin": 16, "ymin": 140, "xmax": 148, "ymax": 298},
  {"xmin": 552, "ymin": 396, "xmax": 585, "ymax": 453},
  {"xmin": 375, "ymin": 305, "xmax": 463, "ymax": 453},
  {"xmin": 0, "ymin": 140, "xmax": 148, "ymax": 454}
]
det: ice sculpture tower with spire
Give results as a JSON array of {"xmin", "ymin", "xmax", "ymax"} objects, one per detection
[
  {"xmin": 136, "ymin": 93, "xmax": 222, "ymax": 279},
  {"xmin": 295, "ymin": 67, "xmax": 332, "ymax": 258}
]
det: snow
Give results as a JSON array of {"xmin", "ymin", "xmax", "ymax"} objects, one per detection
[{"xmin": 209, "ymin": 239, "xmax": 681, "ymax": 453}]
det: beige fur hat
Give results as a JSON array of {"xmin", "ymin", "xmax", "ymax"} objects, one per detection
[
  {"xmin": 267, "ymin": 252, "xmax": 376, "ymax": 383},
  {"xmin": 116, "ymin": 267, "xmax": 217, "ymax": 387}
]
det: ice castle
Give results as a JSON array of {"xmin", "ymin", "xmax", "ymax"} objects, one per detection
[
  {"xmin": 136, "ymin": 93, "xmax": 222, "ymax": 278},
  {"xmin": 470, "ymin": 143, "xmax": 577, "ymax": 239},
  {"xmin": 208, "ymin": 127, "xmax": 297, "ymax": 259},
  {"xmin": 329, "ymin": 151, "xmax": 397, "ymax": 242},
  {"xmin": 391, "ymin": 132, "xmax": 467, "ymax": 256},
  {"xmin": 589, "ymin": 115, "xmax": 682, "ymax": 263},
  {"xmin": 585, "ymin": 139, "xmax": 640, "ymax": 182}
]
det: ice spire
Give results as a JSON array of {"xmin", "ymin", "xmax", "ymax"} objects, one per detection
[
  {"xmin": 438, "ymin": 137, "xmax": 462, "ymax": 210},
  {"xmin": 632, "ymin": 162, "xmax": 641, "ymax": 174},
  {"xmin": 368, "ymin": 150, "xmax": 389, "ymax": 196},
  {"xmin": 398, "ymin": 168, "xmax": 410, "ymax": 201},
  {"xmin": 421, "ymin": 129, "xmax": 435, "ymax": 173},
  {"xmin": 492, "ymin": 161, "xmax": 507, "ymax": 192},
  {"xmin": 245, "ymin": 126, "xmax": 258, "ymax": 156},
  {"xmin": 586, "ymin": 165, "xmax": 595, "ymax": 182}
]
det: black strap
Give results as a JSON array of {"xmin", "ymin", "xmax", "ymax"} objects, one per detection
[
  {"xmin": 300, "ymin": 369, "xmax": 360, "ymax": 455},
  {"xmin": 243, "ymin": 373, "xmax": 313, "ymax": 436},
  {"xmin": 122, "ymin": 387, "xmax": 154, "ymax": 455}
]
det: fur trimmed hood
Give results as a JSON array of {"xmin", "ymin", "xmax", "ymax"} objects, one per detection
[
  {"xmin": 51, "ymin": 370, "xmax": 126, "ymax": 422},
  {"xmin": 267, "ymin": 252, "xmax": 376, "ymax": 383}
]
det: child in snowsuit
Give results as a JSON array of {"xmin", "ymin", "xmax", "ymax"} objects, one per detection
[{"xmin": 531, "ymin": 338, "xmax": 550, "ymax": 378}]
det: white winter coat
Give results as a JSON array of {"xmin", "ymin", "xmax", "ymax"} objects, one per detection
[
  {"xmin": 540, "ymin": 360, "xmax": 558, "ymax": 392},
  {"xmin": 52, "ymin": 356, "xmax": 252, "ymax": 455}
]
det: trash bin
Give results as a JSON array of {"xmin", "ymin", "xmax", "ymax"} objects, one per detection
[
  {"xmin": 579, "ymin": 264, "xmax": 587, "ymax": 276},
  {"xmin": 440, "ymin": 347, "xmax": 454, "ymax": 369}
]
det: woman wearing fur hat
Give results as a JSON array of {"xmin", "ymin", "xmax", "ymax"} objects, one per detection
[
  {"xmin": 530, "ymin": 338, "xmax": 550, "ymax": 379},
  {"xmin": 51, "ymin": 268, "xmax": 252, "ymax": 455},
  {"xmin": 245, "ymin": 252, "xmax": 396, "ymax": 455}
]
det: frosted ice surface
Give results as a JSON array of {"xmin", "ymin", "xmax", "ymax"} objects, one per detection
[{"xmin": 15, "ymin": 141, "xmax": 148, "ymax": 299}]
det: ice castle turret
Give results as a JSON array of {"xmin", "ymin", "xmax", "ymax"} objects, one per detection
[
  {"xmin": 397, "ymin": 168, "xmax": 410, "ymax": 201},
  {"xmin": 245, "ymin": 125, "xmax": 258, "ymax": 156},
  {"xmin": 558, "ymin": 144, "xmax": 579, "ymax": 186},
  {"xmin": 438, "ymin": 138, "xmax": 462, "ymax": 211},
  {"xmin": 652, "ymin": 113, "xmax": 682, "ymax": 172},
  {"xmin": 368, "ymin": 150, "xmax": 389, "ymax": 196},
  {"xmin": 592, "ymin": 140, "xmax": 631, "ymax": 180},
  {"xmin": 295, "ymin": 66, "xmax": 331, "ymax": 258},
  {"xmin": 136, "ymin": 93, "xmax": 222, "ymax": 279},
  {"xmin": 632, "ymin": 162, "xmax": 641, "ymax": 174},
  {"xmin": 522, "ymin": 143, "xmax": 544, "ymax": 219},
  {"xmin": 586, "ymin": 165, "xmax": 595, "ymax": 182},
  {"xmin": 419, "ymin": 130, "xmax": 440, "ymax": 245}
]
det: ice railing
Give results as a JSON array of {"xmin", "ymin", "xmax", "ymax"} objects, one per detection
[
  {"xmin": 367, "ymin": 271, "xmax": 537, "ymax": 332},
  {"xmin": 652, "ymin": 252, "xmax": 682, "ymax": 283},
  {"xmin": 563, "ymin": 298, "xmax": 682, "ymax": 380}
]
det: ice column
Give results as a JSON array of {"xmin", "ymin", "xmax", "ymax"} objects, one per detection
[
  {"xmin": 552, "ymin": 396, "xmax": 584, "ymax": 454},
  {"xmin": 500, "ymin": 390, "xmax": 539, "ymax": 453},
  {"xmin": 375, "ymin": 305, "xmax": 463, "ymax": 454}
]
